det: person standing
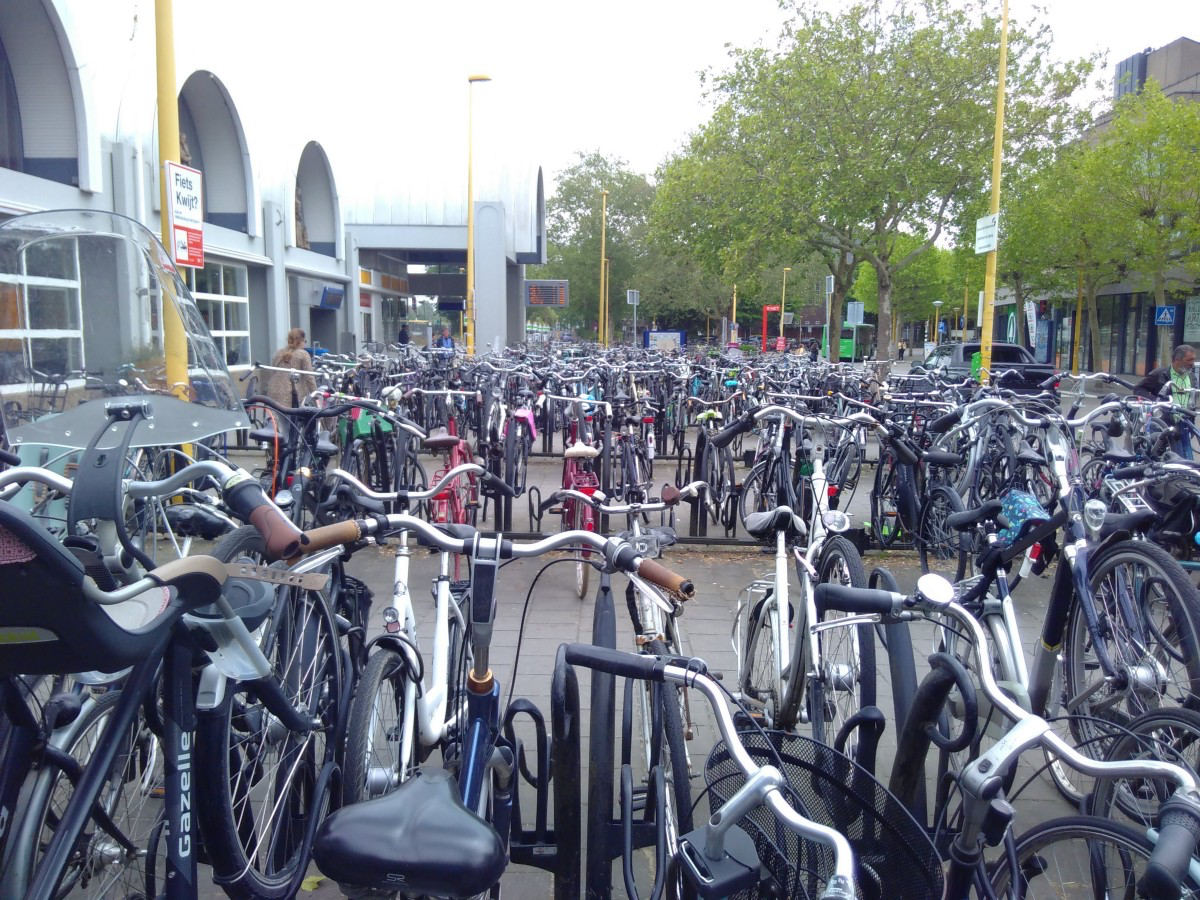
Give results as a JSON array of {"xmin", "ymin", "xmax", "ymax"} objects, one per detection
[
  {"xmin": 398, "ymin": 323, "xmax": 410, "ymax": 346},
  {"xmin": 434, "ymin": 325, "xmax": 455, "ymax": 349},
  {"xmin": 1134, "ymin": 344, "xmax": 1196, "ymax": 405},
  {"xmin": 267, "ymin": 327, "xmax": 317, "ymax": 408}
]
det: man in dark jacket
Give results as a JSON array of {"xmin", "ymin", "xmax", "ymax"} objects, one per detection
[
  {"xmin": 397, "ymin": 324, "xmax": 409, "ymax": 345},
  {"xmin": 1134, "ymin": 344, "xmax": 1196, "ymax": 404}
]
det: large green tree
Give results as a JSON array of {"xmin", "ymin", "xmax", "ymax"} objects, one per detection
[{"xmin": 653, "ymin": 0, "xmax": 1092, "ymax": 362}]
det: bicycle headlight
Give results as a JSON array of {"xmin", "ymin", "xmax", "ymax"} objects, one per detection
[
  {"xmin": 273, "ymin": 490, "xmax": 294, "ymax": 509},
  {"xmin": 821, "ymin": 510, "xmax": 851, "ymax": 533},
  {"xmin": 1083, "ymin": 498, "xmax": 1107, "ymax": 539}
]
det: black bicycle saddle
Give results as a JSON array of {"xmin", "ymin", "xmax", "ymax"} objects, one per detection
[{"xmin": 312, "ymin": 766, "xmax": 506, "ymax": 897}]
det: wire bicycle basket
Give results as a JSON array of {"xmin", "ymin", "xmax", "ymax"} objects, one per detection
[{"xmin": 703, "ymin": 730, "xmax": 944, "ymax": 900}]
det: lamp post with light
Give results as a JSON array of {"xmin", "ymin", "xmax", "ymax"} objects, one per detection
[
  {"xmin": 465, "ymin": 74, "xmax": 491, "ymax": 356},
  {"xmin": 932, "ymin": 299, "xmax": 944, "ymax": 345}
]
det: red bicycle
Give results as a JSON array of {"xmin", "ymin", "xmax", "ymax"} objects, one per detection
[{"xmin": 542, "ymin": 394, "xmax": 609, "ymax": 598}]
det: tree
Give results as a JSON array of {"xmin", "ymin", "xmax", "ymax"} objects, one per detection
[
  {"xmin": 653, "ymin": 0, "xmax": 1093, "ymax": 362},
  {"xmin": 528, "ymin": 152, "xmax": 655, "ymax": 338},
  {"xmin": 1089, "ymin": 79, "xmax": 1200, "ymax": 362}
]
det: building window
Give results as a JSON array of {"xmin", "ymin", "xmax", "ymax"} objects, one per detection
[
  {"xmin": 184, "ymin": 262, "xmax": 249, "ymax": 367},
  {"xmin": 0, "ymin": 238, "xmax": 84, "ymax": 384}
]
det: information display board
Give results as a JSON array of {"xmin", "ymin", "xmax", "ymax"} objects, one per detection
[{"xmin": 525, "ymin": 280, "xmax": 569, "ymax": 307}]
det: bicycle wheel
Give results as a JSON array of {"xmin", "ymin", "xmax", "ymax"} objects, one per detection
[
  {"xmin": 572, "ymin": 499, "xmax": 592, "ymax": 600},
  {"xmin": 643, "ymin": 639, "xmax": 693, "ymax": 835},
  {"xmin": 740, "ymin": 591, "xmax": 785, "ymax": 726},
  {"xmin": 871, "ymin": 449, "xmax": 903, "ymax": 547},
  {"xmin": 916, "ymin": 483, "xmax": 972, "ymax": 582},
  {"xmin": 989, "ymin": 815, "xmax": 1200, "ymax": 897},
  {"xmin": 1090, "ymin": 706, "xmax": 1200, "ymax": 828},
  {"xmin": 1058, "ymin": 540, "xmax": 1200, "ymax": 804},
  {"xmin": 196, "ymin": 585, "xmax": 343, "ymax": 899},
  {"xmin": 13, "ymin": 690, "xmax": 165, "ymax": 900},
  {"xmin": 738, "ymin": 458, "xmax": 779, "ymax": 527},
  {"xmin": 810, "ymin": 536, "xmax": 875, "ymax": 754},
  {"xmin": 342, "ymin": 650, "xmax": 409, "ymax": 806}
]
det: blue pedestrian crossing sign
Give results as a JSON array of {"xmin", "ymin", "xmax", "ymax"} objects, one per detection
[{"xmin": 1155, "ymin": 306, "xmax": 1176, "ymax": 327}]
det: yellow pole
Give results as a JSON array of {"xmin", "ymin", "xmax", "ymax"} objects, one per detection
[
  {"xmin": 978, "ymin": 0, "xmax": 1009, "ymax": 384},
  {"xmin": 779, "ymin": 267, "xmax": 791, "ymax": 339},
  {"xmin": 154, "ymin": 0, "xmax": 188, "ymax": 400},
  {"xmin": 962, "ymin": 278, "xmax": 969, "ymax": 340},
  {"xmin": 1072, "ymin": 268, "xmax": 1084, "ymax": 374},
  {"xmin": 599, "ymin": 190, "xmax": 608, "ymax": 347},
  {"xmin": 605, "ymin": 257, "xmax": 611, "ymax": 346},
  {"xmin": 465, "ymin": 75, "xmax": 490, "ymax": 357}
]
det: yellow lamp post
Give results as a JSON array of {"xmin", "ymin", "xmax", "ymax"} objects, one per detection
[
  {"xmin": 978, "ymin": 0, "xmax": 1010, "ymax": 382},
  {"xmin": 465, "ymin": 74, "xmax": 491, "ymax": 356},
  {"xmin": 779, "ymin": 267, "xmax": 791, "ymax": 338},
  {"xmin": 599, "ymin": 190, "xmax": 608, "ymax": 346}
]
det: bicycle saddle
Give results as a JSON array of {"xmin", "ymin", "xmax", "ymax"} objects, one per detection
[
  {"xmin": 1100, "ymin": 509, "xmax": 1157, "ymax": 539},
  {"xmin": 744, "ymin": 507, "xmax": 806, "ymax": 541},
  {"xmin": 1103, "ymin": 446, "xmax": 1138, "ymax": 464},
  {"xmin": 424, "ymin": 427, "xmax": 462, "ymax": 451},
  {"xmin": 312, "ymin": 766, "xmax": 506, "ymax": 898},
  {"xmin": 565, "ymin": 442, "xmax": 600, "ymax": 459}
]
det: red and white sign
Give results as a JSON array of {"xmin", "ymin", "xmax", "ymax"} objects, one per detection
[
  {"xmin": 775, "ymin": 336, "xmax": 786, "ymax": 352},
  {"xmin": 165, "ymin": 161, "xmax": 204, "ymax": 268}
]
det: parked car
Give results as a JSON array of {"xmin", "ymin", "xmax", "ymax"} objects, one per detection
[{"xmin": 913, "ymin": 341, "xmax": 1056, "ymax": 393}]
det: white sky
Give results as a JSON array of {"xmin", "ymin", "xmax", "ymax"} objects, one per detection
[{"xmin": 181, "ymin": 0, "xmax": 1192, "ymax": 196}]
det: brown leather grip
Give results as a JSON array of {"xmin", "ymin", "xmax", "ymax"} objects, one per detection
[
  {"xmin": 637, "ymin": 558, "xmax": 694, "ymax": 599},
  {"xmin": 248, "ymin": 505, "xmax": 303, "ymax": 561},
  {"xmin": 299, "ymin": 520, "xmax": 363, "ymax": 555},
  {"xmin": 660, "ymin": 485, "xmax": 681, "ymax": 506}
]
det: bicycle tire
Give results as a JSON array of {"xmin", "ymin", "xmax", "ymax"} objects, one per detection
[
  {"xmin": 644, "ymin": 639, "xmax": 693, "ymax": 835},
  {"xmin": 871, "ymin": 450, "xmax": 903, "ymax": 548},
  {"xmin": 916, "ymin": 483, "xmax": 971, "ymax": 583},
  {"xmin": 1057, "ymin": 539, "xmax": 1200, "ymax": 806},
  {"xmin": 741, "ymin": 592, "xmax": 784, "ymax": 727},
  {"xmin": 195, "ymin": 585, "xmax": 343, "ymax": 899},
  {"xmin": 7, "ymin": 689, "xmax": 160, "ymax": 900},
  {"xmin": 989, "ymin": 814, "xmax": 1200, "ymax": 897},
  {"xmin": 809, "ymin": 536, "xmax": 875, "ymax": 755},
  {"xmin": 1090, "ymin": 706, "xmax": 1200, "ymax": 828},
  {"xmin": 573, "ymin": 500, "xmax": 591, "ymax": 600},
  {"xmin": 341, "ymin": 650, "xmax": 408, "ymax": 807},
  {"xmin": 738, "ymin": 458, "xmax": 779, "ymax": 527}
]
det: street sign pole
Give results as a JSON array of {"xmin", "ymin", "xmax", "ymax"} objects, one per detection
[{"xmin": 977, "ymin": 0, "xmax": 1010, "ymax": 383}]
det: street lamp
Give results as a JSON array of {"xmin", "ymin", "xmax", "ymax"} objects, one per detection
[
  {"xmin": 465, "ymin": 74, "xmax": 491, "ymax": 356},
  {"xmin": 932, "ymin": 299, "xmax": 944, "ymax": 344},
  {"xmin": 599, "ymin": 190, "xmax": 609, "ymax": 347},
  {"xmin": 780, "ymin": 267, "xmax": 791, "ymax": 339}
]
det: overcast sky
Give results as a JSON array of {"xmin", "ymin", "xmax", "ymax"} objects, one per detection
[{"xmin": 183, "ymin": 0, "xmax": 1191, "ymax": 196}]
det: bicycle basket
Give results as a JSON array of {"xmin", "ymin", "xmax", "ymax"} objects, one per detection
[
  {"xmin": 996, "ymin": 488, "xmax": 1050, "ymax": 548},
  {"xmin": 704, "ymin": 730, "xmax": 943, "ymax": 900}
]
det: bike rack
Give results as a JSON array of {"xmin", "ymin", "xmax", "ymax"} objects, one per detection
[{"xmin": 527, "ymin": 484, "xmax": 543, "ymax": 532}]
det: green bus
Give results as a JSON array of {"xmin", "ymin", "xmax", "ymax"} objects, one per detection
[{"xmin": 820, "ymin": 323, "xmax": 876, "ymax": 361}]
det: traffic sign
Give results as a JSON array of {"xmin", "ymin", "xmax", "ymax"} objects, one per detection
[
  {"xmin": 1155, "ymin": 306, "xmax": 1176, "ymax": 327},
  {"xmin": 763, "ymin": 304, "xmax": 781, "ymax": 313},
  {"xmin": 626, "ymin": 290, "xmax": 640, "ymax": 306},
  {"xmin": 774, "ymin": 337, "xmax": 786, "ymax": 351},
  {"xmin": 165, "ymin": 161, "xmax": 204, "ymax": 268},
  {"xmin": 975, "ymin": 213, "xmax": 999, "ymax": 255}
]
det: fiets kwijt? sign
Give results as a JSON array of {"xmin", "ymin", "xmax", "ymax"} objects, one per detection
[{"xmin": 166, "ymin": 161, "xmax": 204, "ymax": 269}]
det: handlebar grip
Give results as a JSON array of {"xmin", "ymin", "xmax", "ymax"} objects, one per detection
[
  {"xmin": 222, "ymin": 474, "xmax": 303, "ymax": 560},
  {"xmin": 1105, "ymin": 374, "xmax": 1136, "ymax": 390},
  {"xmin": 482, "ymin": 472, "xmax": 515, "ymax": 498},
  {"xmin": 1038, "ymin": 374, "xmax": 1059, "ymax": 390},
  {"xmin": 563, "ymin": 644, "xmax": 666, "ymax": 682},
  {"xmin": 1140, "ymin": 797, "xmax": 1200, "ymax": 900},
  {"xmin": 928, "ymin": 408, "xmax": 963, "ymax": 434},
  {"xmin": 0, "ymin": 448, "xmax": 22, "ymax": 467},
  {"xmin": 813, "ymin": 583, "xmax": 899, "ymax": 616},
  {"xmin": 1112, "ymin": 464, "xmax": 1149, "ymax": 480},
  {"xmin": 636, "ymin": 558, "xmax": 695, "ymax": 599},
  {"xmin": 299, "ymin": 520, "xmax": 364, "ymax": 556},
  {"xmin": 708, "ymin": 412, "xmax": 754, "ymax": 449}
]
